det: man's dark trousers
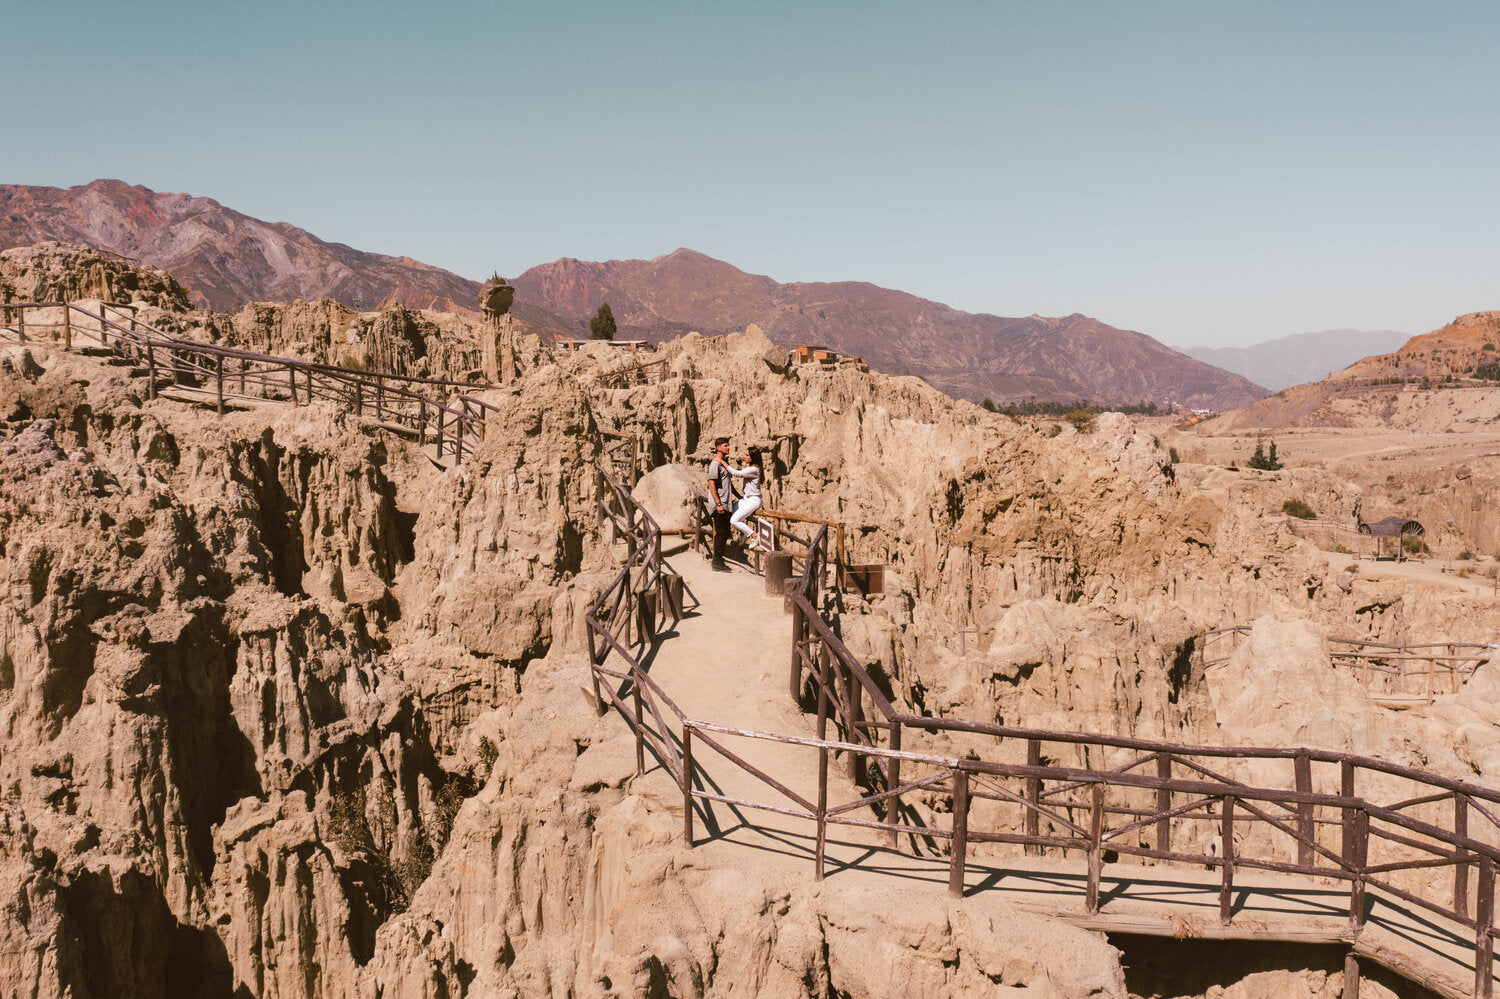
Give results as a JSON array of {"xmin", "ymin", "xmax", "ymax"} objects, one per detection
[{"xmin": 712, "ymin": 507, "xmax": 731, "ymax": 564}]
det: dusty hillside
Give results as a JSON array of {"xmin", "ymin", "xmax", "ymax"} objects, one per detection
[
  {"xmin": 1, "ymin": 250, "xmax": 1495, "ymax": 997},
  {"xmin": 1179, "ymin": 310, "xmax": 1500, "ymax": 560},
  {"xmin": 1215, "ymin": 311, "xmax": 1500, "ymax": 434},
  {"xmin": 513, "ymin": 248, "xmax": 1268, "ymax": 409}
]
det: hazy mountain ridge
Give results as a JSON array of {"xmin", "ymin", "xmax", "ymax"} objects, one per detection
[
  {"xmin": 1211, "ymin": 311, "xmax": 1500, "ymax": 430},
  {"xmin": 1179, "ymin": 328, "xmax": 1412, "ymax": 391},
  {"xmin": 515, "ymin": 249, "xmax": 1269, "ymax": 409}
]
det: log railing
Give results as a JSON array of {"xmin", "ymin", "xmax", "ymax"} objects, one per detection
[
  {"xmin": 0, "ymin": 300, "xmax": 501, "ymax": 463},
  {"xmin": 595, "ymin": 358, "xmax": 669, "ymax": 390},
  {"xmin": 577, "ymin": 459, "xmax": 1500, "ymax": 996},
  {"xmin": 1202, "ymin": 625, "xmax": 1496, "ymax": 705}
]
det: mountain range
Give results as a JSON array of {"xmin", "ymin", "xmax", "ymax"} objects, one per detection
[
  {"xmin": 1, "ymin": 179, "xmax": 1269, "ymax": 408},
  {"xmin": 1178, "ymin": 329, "xmax": 1412, "ymax": 391}
]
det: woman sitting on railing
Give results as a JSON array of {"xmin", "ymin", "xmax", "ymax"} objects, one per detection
[{"xmin": 725, "ymin": 446, "xmax": 765, "ymax": 550}]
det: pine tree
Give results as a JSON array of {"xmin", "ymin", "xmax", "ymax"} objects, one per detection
[
  {"xmin": 1247, "ymin": 435, "xmax": 1284, "ymax": 470},
  {"xmin": 590, "ymin": 303, "xmax": 617, "ymax": 341}
]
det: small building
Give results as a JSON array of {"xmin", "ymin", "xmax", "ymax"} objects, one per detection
[{"xmin": 790, "ymin": 344, "xmax": 840, "ymax": 365}]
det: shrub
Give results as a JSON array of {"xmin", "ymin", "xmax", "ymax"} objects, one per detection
[
  {"xmin": 1402, "ymin": 536, "xmax": 1428, "ymax": 555},
  {"xmin": 1282, "ymin": 499, "xmax": 1315, "ymax": 519},
  {"xmin": 1047, "ymin": 423, "xmax": 1062, "ymax": 438},
  {"xmin": 1168, "ymin": 446, "xmax": 1180, "ymax": 464},
  {"xmin": 1063, "ymin": 406, "xmax": 1096, "ymax": 433},
  {"xmin": 478, "ymin": 736, "xmax": 498, "ymax": 778},
  {"xmin": 328, "ymin": 788, "xmax": 372, "ymax": 854},
  {"xmin": 1460, "ymin": 550, "xmax": 1474, "ymax": 561}
]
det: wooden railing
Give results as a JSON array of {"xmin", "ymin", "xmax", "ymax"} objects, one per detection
[
  {"xmin": 598, "ymin": 430, "xmax": 645, "ymax": 487},
  {"xmin": 578, "ymin": 468, "xmax": 1500, "ymax": 997},
  {"xmin": 595, "ymin": 358, "xmax": 669, "ymax": 390},
  {"xmin": 1202, "ymin": 626, "xmax": 1496, "ymax": 706},
  {"xmin": 0, "ymin": 300, "xmax": 501, "ymax": 463},
  {"xmin": 584, "ymin": 466, "xmax": 687, "ymax": 779}
]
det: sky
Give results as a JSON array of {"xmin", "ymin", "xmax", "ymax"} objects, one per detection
[{"xmin": 4, "ymin": 1, "xmax": 1498, "ymax": 347}]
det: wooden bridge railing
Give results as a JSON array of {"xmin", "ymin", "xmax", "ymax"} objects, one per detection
[
  {"xmin": 585, "ymin": 465, "xmax": 687, "ymax": 777},
  {"xmin": 1203, "ymin": 625, "xmax": 1496, "ymax": 706},
  {"xmin": 576, "ymin": 461, "xmax": 1500, "ymax": 997},
  {"xmin": 0, "ymin": 300, "xmax": 502, "ymax": 463}
]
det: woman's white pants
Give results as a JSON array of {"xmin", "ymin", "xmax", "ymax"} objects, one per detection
[{"xmin": 730, "ymin": 496, "xmax": 761, "ymax": 538}]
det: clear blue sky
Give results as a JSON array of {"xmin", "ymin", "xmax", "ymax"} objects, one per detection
[{"xmin": 5, "ymin": 1, "xmax": 1498, "ymax": 346}]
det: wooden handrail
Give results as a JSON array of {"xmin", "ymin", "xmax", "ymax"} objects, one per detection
[{"xmin": 0, "ymin": 300, "xmax": 501, "ymax": 463}]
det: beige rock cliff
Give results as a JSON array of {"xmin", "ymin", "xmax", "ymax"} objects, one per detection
[{"xmin": 2, "ymin": 253, "xmax": 1499, "ymax": 998}]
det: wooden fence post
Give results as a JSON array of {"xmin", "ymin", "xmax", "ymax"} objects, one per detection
[
  {"xmin": 1348, "ymin": 809, "xmax": 1369, "ymax": 930},
  {"xmin": 1220, "ymin": 795, "xmax": 1235, "ymax": 925},
  {"xmin": 1295, "ymin": 752, "xmax": 1314, "ymax": 866},
  {"xmin": 1458, "ymin": 794, "xmax": 1472, "ymax": 919},
  {"xmin": 886, "ymin": 721, "xmax": 902, "ymax": 847},
  {"xmin": 288, "ymin": 366, "xmax": 298, "ymax": 407},
  {"xmin": 682, "ymin": 726, "xmax": 695, "ymax": 846},
  {"xmin": 215, "ymin": 355, "xmax": 225, "ymax": 416},
  {"xmin": 1156, "ymin": 754, "xmax": 1172, "ymax": 852},
  {"xmin": 1476, "ymin": 857, "xmax": 1495, "ymax": 999},
  {"xmin": 146, "ymin": 346, "xmax": 157, "ymax": 400},
  {"xmin": 633, "ymin": 679, "xmax": 644, "ymax": 775},
  {"xmin": 62, "ymin": 305, "xmax": 71, "ymax": 349},
  {"xmin": 1024, "ymin": 739, "xmax": 1042, "ymax": 855},
  {"xmin": 1087, "ymin": 783, "xmax": 1105, "ymax": 913},
  {"xmin": 949, "ymin": 767, "xmax": 970, "ymax": 898},
  {"xmin": 1341, "ymin": 760, "xmax": 1356, "ymax": 862},
  {"xmin": 587, "ymin": 627, "xmax": 605, "ymax": 716},
  {"xmin": 815, "ymin": 734, "xmax": 829, "ymax": 882}
]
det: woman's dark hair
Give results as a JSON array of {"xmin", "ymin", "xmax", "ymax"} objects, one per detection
[{"xmin": 747, "ymin": 446, "xmax": 764, "ymax": 471}]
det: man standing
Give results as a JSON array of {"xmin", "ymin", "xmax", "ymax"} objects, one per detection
[{"xmin": 707, "ymin": 436, "xmax": 734, "ymax": 572}]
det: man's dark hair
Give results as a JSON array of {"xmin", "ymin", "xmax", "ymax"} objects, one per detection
[{"xmin": 714, "ymin": 436, "xmax": 730, "ymax": 446}]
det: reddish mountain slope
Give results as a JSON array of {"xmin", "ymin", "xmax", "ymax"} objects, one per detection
[
  {"xmin": 0, "ymin": 179, "xmax": 482, "ymax": 314},
  {"xmin": 515, "ymin": 249, "xmax": 1267, "ymax": 408}
]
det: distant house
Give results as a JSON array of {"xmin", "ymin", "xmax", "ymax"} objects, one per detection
[
  {"xmin": 790, "ymin": 344, "xmax": 839, "ymax": 364},
  {"xmin": 789, "ymin": 345, "xmax": 864, "ymax": 367}
]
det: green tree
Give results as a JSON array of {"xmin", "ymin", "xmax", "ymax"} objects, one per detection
[
  {"xmin": 590, "ymin": 302, "xmax": 617, "ymax": 340},
  {"xmin": 1247, "ymin": 435, "xmax": 1283, "ymax": 470}
]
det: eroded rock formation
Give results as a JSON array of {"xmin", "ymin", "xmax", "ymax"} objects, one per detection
[{"xmin": 0, "ymin": 252, "xmax": 1492, "ymax": 997}]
